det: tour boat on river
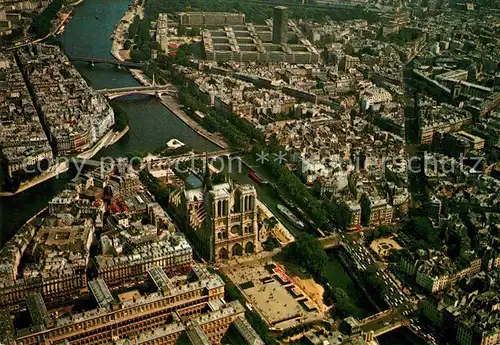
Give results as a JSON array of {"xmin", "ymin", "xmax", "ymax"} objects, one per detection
[
  {"xmin": 277, "ymin": 204, "xmax": 305, "ymax": 228},
  {"xmin": 248, "ymin": 170, "xmax": 266, "ymax": 184}
]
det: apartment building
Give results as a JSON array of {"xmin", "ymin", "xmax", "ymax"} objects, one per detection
[
  {"xmin": 17, "ymin": 44, "xmax": 114, "ymax": 155},
  {"xmin": 0, "ymin": 51, "xmax": 53, "ymax": 181},
  {"xmin": 400, "ymin": 249, "xmax": 482, "ymax": 293},
  {"xmin": 14, "ymin": 264, "xmax": 227, "ymax": 345},
  {"xmin": 0, "ymin": 221, "xmax": 93, "ymax": 310},
  {"xmin": 95, "ymin": 233, "xmax": 193, "ymax": 287}
]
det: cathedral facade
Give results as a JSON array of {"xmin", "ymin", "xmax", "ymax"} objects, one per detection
[{"xmin": 170, "ymin": 176, "xmax": 265, "ymax": 262}]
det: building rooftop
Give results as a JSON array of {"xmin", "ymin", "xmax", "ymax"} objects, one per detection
[
  {"xmin": 233, "ymin": 316, "xmax": 265, "ymax": 345},
  {"xmin": 88, "ymin": 278, "xmax": 114, "ymax": 309},
  {"xmin": 147, "ymin": 266, "xmax": 175, "ymax": 292},
  {"xmin": 185, "ymin": 325, "xmax": 211, "ymax": 345},
  {"xmin": 26, "ymin": 293, "xmax": 50, "ymax": 328},
  {"xmin": 188, "ymin": 300, "xmax": 245, "ymax": 327}
]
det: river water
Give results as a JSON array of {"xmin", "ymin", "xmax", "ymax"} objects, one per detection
[
  {"xmin": 0, "ymin": 0, "xmax": 218, "ymax": 245},
  {"xmin": 0, "ymin": 2, "xmax": 424, "ymax": 343}
]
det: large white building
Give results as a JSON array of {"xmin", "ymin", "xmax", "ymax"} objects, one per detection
[
  {"xmin": 156, "ymin": 13, "xmax": 169, "ymax": 53},
  {"xmin": 361, "ymin": 87, "xmax": 392, "ymax": 111}
]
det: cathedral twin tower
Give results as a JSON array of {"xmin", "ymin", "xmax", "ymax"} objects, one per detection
[{"xmin": 170, "ymin": 161, "xmax": 266, "ymax": 262}]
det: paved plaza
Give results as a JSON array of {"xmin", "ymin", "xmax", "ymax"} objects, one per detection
[
  {"xmin": 245, "ymin": 280, "xmax": 302, "ymax": 325},
  {"xmin": 370, "ymin": 237, "xmax": 402, "ymax": 259},
  {"xmin": 224, "ymin": 261, "xmax": 324, "ymax": 329}
]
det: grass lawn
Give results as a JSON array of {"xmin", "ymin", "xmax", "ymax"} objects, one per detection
[
  {"xmin": 239, "ymin": 281, "xmax": 255, "ymax": 290},
  {"xmin": 264, "ymin": 263, "xmax": 276, "ymax": 273},
  {"xmin": 322, "ymin": 249, "xmax": 374, "ymax": 318}
]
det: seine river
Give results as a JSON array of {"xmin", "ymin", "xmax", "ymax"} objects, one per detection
[
  {"xmin": 0, "ymin": 1, "xmax": 423, "ymax": 343},
  {"xmin": 0, "ymin": 0, "xmax": 219, "ymax": 244}
]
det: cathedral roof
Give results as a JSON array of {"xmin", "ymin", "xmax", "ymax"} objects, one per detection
[
  {"xmin": 184, "ymin": 188, "xmax": 203, "ymax": 202},
  {"xmin": 209, "ymin": 183, "xmax": 231, "ymax": 199}
]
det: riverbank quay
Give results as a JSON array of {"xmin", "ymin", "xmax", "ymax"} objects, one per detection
[
  {"xmin": 159, "ymin": 95, "xmax": 228, "ymax": 150},
  {"xmin": 107, "ymin": 125, "xmax": 130, "ymax": 146},
  {"xmin": 110, "ymin": 0, "xmax": 144, "ymax": 61},
  {"xmin": 0, "ymin": 123, "xmax": 127, "ymax": 196},
  {"xmin": 129, "ymin": 68, "xmax": 151, "ymax": 85},
  {"xmin": 52, "ymin": 2, "xmax": 81, "ymax": 35},
  {"xmin": 76, "ymin": 128, "xmax": 115, "ymax": 160},
  {"xmin": 256, "ymin": 199, "xmax": 295, "ymax": 246},
  {"xmin": 76, "ymin": 124, "xmax": 130, "ymax": 161},
  {"xmin": 6, "ymin": 0, "xmax": 83, "ymax": 50},
  {"xmin": 0, "ymin": 161, "xmax": 69, "ymax": 197},
  {"xmin": 121, "ymin": 68, "xmax": 227, "ymax": 150}
]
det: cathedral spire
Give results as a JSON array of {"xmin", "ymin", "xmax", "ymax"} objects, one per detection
[{"xmin": 203, "ymin": 152, "xmax": 212, "ymax": 191}]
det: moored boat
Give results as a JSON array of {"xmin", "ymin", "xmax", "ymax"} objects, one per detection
[
  {"xmin": 56, "ymin": 25, "xmax": 65, "ymax": 36},
  {"xmin": 277, "ymin": 204, "xmax": 305, "ymax": 228},
  {"xmin": 166, "ymin": 138, "xmax": 185, "ymax": 149},
  {"xmin": 248, "ymin": 170, "xmax": 265, "ymax": 184}
]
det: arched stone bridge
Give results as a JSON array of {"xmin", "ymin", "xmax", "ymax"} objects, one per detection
[{"xmin": 68, "ymin": 56, "xmax": 145, "ymax": 68}]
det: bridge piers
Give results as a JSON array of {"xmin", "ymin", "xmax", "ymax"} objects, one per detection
[
  {"xmin": 116, "ymin": 64, "xmax": 122, "ymax": 70},
  {"xmin": 68, "ymin": 56, "xmax": 145, "ymax": 68},
  {"xmin": 88, "ymin": 61, "xmax": 95, "ymax": 67},
  {"xmin": 364, "ymin": 331, "xmax": 375, "ymax": 342}
]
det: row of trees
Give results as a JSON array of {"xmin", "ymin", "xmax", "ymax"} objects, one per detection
[
  {"xmin": 331, "ymin": 287, "xmax": 362, "ymax": 318},
  {"xmin": 365, "ymin": 224, "xmax": 396, "ymax": 242},
  {"xmin": 30, "ymin": 0, "xmax": 63, "ymax": 38},
  {"xmin": 362, "ymin": 264, "xmax": 387, "ymax": 298},
  {"xmin": 403, "ymin": 216, "xmax": 442, "ymax": 250},
  {"xmin": 145, "ymin": 0, "xmax": 377, "ymax": 25},
  {"xmin": 262, "ymin": 237, "xmax": 280, "ymax": 251},
  {"xmin": 127, "ymin": 15, "xmax": 160, "ymax": 62},
  {"xmin": 176, "ymin": 84, "xmax": 351, "ymax": 230},
  {"xmin": 283, "ymin": 233, "xmax": 328, "ymax": 276},
  {"xmin": 174, "ymin": 42, "xmax": 205, "ymax": 65},
  {"xmin": 177, "ymin": 26, "xmax": 201, "ymax": 37},
  {"xmin": 177, "ymin": 85, "xmax": 262, "ymax": 152},
  {"xmin": 263, "ymin": 131, "xmax": 351, "ymax": 230},
  {"xmin": 256, "ymin": 108, "xmax": 303, "ymax": 125},
  {"xmin": 360, "ymin": 193, "xmax": 371, "ymax": 226},
  {"xmin": 282, "ymin": 234, "xmax": 365, "ymax": 318},
  {"xmin": 261, "ymin": 156, "xmax": 351, "ymax": 230}
]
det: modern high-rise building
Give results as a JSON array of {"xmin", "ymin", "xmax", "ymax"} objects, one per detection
[
  {"xmin": 156, "ymin": 13, "xmax": 169, "ymax": 53},
  {"xmin": 272, "ymin": 6, "xmax": 288, "ymax": 44}
]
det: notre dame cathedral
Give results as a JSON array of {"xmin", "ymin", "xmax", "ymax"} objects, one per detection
[{"xmin": 170, "ymin": 162, "xmax": 266, "ymax": 262}]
